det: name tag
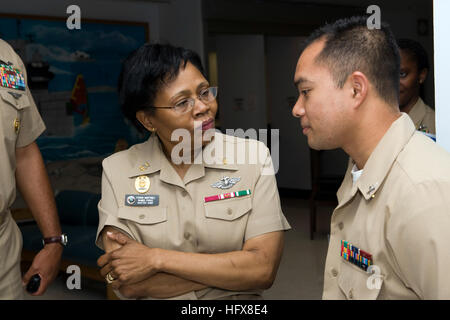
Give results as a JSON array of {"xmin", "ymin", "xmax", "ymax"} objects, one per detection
[{"xmin": 125, "ymin": 194, "xmax": 159, "ymax": 207}]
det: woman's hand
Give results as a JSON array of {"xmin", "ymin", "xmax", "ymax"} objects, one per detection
[{"xmin": 97, "ymin": 232, "xmax": 160, "ymax": 288}]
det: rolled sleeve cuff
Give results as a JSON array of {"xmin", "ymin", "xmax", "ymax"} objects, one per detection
[
  {"xmin": 16, "ymin": 121, "xmax": 46, "ymax": 148},
  {"xmin": 244, "ymin": 210, "xmax": 291, "ymax": 242},
  {"xmin": 96, "ymin": 203, "xmax": 135, "ymax": 250}
]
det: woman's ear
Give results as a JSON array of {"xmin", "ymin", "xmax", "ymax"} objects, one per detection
[
  {"xmin": 136, "ymin": 111, "xmax": 157, "ymax": 132},
  {"xmin": 349, "ymin": 71, "xmax": 369, "ymax": 109},
  {"xmin": 419, "ymin": 68, "xmax": 428, "ymax": 85}
]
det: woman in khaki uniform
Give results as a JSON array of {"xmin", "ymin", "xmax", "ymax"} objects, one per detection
[
  {"xmin": 96, "ymin": 43, "xmax": 290, "ymax": 300},
  {"xmin": 398, "ymin": 39, "xmax": 435, "ymax": 135}
]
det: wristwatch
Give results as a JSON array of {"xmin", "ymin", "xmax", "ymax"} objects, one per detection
[{"xmin": 42, "ymin": 234, "xmax": 68, "ymax": 247}]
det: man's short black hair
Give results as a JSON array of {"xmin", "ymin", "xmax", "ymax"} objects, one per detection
[
  {"xmin": 303, "ymin": 16, "xmax": 400, "ymax": 105},
  {"xmin": 118, "ymin": 43, "xmax": 205, "ymax": 132},
  {"xmin": 397, "ymin": 38, "xmax": 430, "ymax": 72}
]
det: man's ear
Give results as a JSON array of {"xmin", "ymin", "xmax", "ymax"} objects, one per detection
[
  {"xmin": 349, "ymin": 71, "xmax": 369, "ymax": 108},
  {"xmin": 136, "ymin": 110, "xmax": 156, "ymax": 132},
  {"xmin": 419, "ymin": 68, "xmax": 428, "ymax": 85}
]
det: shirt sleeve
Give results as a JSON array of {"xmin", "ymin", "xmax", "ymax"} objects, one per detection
[
  {"xmin": 244, "ymin": 142, "xmax": 291, "ymax": 242},
  {"xmin": 96, "ymin": 158, "xmax": 136, "ymax": 250},
  {"xmin": 14, "ymin": 53, "xmax": 46, "ymax": 148},
  {"xmin": 387, "ymin": 180, "xmax": 450, "ymax": 299}
]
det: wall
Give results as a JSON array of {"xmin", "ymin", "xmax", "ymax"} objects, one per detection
[{"xmin": 434, "ymin": 0, "xmax": 450, "ymax": 152}]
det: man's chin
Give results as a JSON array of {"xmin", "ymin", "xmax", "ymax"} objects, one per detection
[{"xmin": 307, "ymin": 138, "xmax": 336, "ymax": 151}]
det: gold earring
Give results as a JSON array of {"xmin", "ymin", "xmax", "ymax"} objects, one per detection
[{"xmin": 150, "ymin": 127, "xmax": 157, "ymax": 133}]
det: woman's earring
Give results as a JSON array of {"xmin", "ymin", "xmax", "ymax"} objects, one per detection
[{"xmin": 150, "ymin": 127, "xmax": 157, "ymax": 133}]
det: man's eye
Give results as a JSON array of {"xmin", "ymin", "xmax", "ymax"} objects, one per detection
[
  {"xmin": 301, "ymin": 90, "xmax": 310, "ymax": 97},
  {"xmin": 400, "ymin": 72, "xmax": 407, "ymax": 78}
]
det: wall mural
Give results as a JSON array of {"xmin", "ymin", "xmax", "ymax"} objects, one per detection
[{"xmin": 1, "ymin": 14, "xmax": 149, "ymax": 195}]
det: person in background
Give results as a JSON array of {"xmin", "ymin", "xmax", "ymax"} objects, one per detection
[
  {"xmin": 398, "ymin": 38, "xmax": 435, "ymax": 135},
  {"xmin": 0, "ymin": 39, "xmax": 64, "ymax": 299}
]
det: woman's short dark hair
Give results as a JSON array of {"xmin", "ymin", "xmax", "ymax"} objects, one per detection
[
  {"xmin": 118, "ymin": 43, "xmax": 205, "ymax": 132},
  {"xmin": 397, "ymin": 38, "xmax": 430, "ymax": 72}
]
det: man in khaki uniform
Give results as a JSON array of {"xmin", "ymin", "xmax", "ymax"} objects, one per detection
[
  {"xmin": 0, "ymin": 39, "xmax": 63, "ymax": 299},
  {"xmin": 292, "ymin": 17, "xmax": 450, "ymax": 299},
  {"xmin": 96, "ymin": 131, "xmax": 290, "ymax": 299}
]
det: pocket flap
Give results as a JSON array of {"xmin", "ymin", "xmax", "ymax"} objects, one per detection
[
  {"xmin": 204, "ymin": 196, "xmax": 252, "ymax": 221},
  {"xmin": 118, "ymin": 206, "xmax": 167, "ymax": 225},
  {"xmin": 0, "ymin": 90, "xmax": 30, "ymax": 110},
  {"xmin": 338, "ymin": 260, "xmax": 384, "ymax": 300}
]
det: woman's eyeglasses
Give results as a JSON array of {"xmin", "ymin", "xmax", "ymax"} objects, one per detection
[{"xmin": 148, "ymin": 87, "xmax": 218, "ymax": 114}]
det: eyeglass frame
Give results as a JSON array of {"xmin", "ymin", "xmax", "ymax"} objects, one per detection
[{"xmin": 145, "ymin": 86, "xmax": 218, "ymax": 114}]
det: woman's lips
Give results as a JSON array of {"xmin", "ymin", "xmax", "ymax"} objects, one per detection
[{"xmin": 202, "ymin": 119, "xmax": 215, "ymax": 131}]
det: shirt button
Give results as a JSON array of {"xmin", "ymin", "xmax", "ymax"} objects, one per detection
[
  {"xmin": 182, "ymin": 190, "xmax": 188, "ymax": 197},
  {"xmin": 338, "ymin": 222, "xmax": 344, "ymax": 230},
  {"xmin": 227, "ymin": 208, "xmax": 233, "ymax": 215},
  {"xmin": 348, "ymin": 289, "xmax": 354, "ymax": 300},
  {"xmin": 139, "ymin": 214, "xmax": 145, "ymax": 220},
  {"xmin": 184, "ymin": 232, "xmax": 190, "ymax": 240},
  {"xmin": 331, "ymin": 268, "xmax": 338, "ymax": 278}
]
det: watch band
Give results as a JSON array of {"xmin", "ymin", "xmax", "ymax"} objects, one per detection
[{"xmin": 42, "ymin": 234, "xmax": 67, "ymax": 246}]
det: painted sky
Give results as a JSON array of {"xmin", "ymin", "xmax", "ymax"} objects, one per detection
[{"xmin": 0, "ymin": 16, "xmax": 149, "ymax": 161}]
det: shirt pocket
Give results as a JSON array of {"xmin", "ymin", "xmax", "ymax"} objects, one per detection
[
  {"xmin": 0, "ymin": 89, "xmax": 30, "ymax": 143},
  {"xmin": 203, "ymin": 197, "xmax": 252, "ymax": 251},
  {"xmin": 204, "ymin": 196, "xmax": 252, "ymax": 221},
  {"xmin": 117, "ymin": 206, "xmax": 167, "ymax": 248},
  {"xmin": 338, "ymin": 259, "xmax": 384, "ymax": 300}
]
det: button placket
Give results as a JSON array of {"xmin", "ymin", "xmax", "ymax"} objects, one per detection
[{"xmin": 348, "ymin": 288, "xmax": 354, "ymax": 300}]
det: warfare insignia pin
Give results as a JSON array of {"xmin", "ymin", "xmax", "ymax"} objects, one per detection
[{"xmin": 211, "ymin": 176, "xmax": 241, "ymax": 190}]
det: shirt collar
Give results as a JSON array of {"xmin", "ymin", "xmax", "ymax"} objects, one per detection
[
  {"xmin": 354, "ymin": 113, "xmax": 416, "ymax": 200},
  {"xmin": 127, "ymin": 132, "xmax": 239, "ymax": 183},
  {"xmin": 408, "ymin": 97, "xmax": 427, "ymax": 129}
]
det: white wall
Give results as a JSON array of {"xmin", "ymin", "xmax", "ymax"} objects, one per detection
[{"xmin": 434, "ymin": 0, "xmax": 450, "ymax": 152}]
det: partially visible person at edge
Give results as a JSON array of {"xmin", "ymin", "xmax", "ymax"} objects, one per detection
[
  {"xmin": 398, "ymin": 38, "xmax": 435, "ymax": 135},
  {"xmin": 0, "ymin": 39, "xmax": 64, "ymax": 299},
  {"xmin": 292, "ymin": 16, "xmax": 450, "ymax": 299},
  {"xmin": 96, "ymin": 43, "xmax": 291, "ymax": 300}
]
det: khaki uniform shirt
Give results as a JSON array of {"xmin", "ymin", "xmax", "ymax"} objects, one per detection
[
  {"xmin": 96, "ymin": 132, "xmax": 291, "ymax": 300},
  {"xmin": 408, "ymin": 97, "xmax": 435, "ymax": 135},
  {"xmin": 323, "ymin": 114, "xmax": 450, "ymax": 300},
  {"xmin": 0, "ymin": 39, "xmax": 46, "ymax": 299}
]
